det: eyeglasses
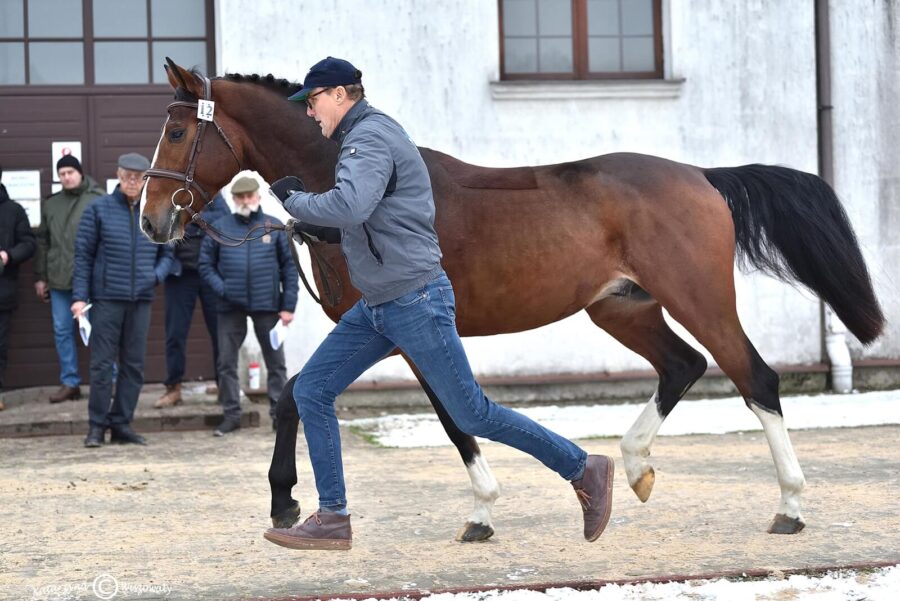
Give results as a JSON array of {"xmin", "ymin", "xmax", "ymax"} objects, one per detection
[
  {"xmin": 119, "ymin": 171, "xmax": 145, "ymax": 183},
  {"xmin": 305, "ymin": 87, "xmax": 332, "ymax": 109}
]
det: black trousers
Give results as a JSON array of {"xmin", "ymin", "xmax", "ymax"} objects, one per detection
[
  {"xmin": 216, "ymin": 310, "xmax": 286, "ymax": 421},
  {"xmin": 87, "ymin": 300, "xmax": 152, "ymax": 427},
  {"xmin": 0, "ymin": 310, "xmax": 9, "ymax": 392},
  {"xmin": 164, "ymin": 269, "xmax": 219, "ymax": 386}
]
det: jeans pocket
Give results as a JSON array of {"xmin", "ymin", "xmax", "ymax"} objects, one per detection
[
  {"xmin": 392, "ymin": 288, "xmax": 427, "ymax": 307},
  {"xmin": 437, "ymin": 285, "xmax": 456, "ymax": 324}
]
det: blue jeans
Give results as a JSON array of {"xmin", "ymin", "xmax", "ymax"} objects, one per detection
[
  {"xmin": 164, "ymin": 270, "xmax": 219, "ymax": 386},
  {"xmin": 49, "ymin": 289, "xmax": 80, "ymax": 387},
  {"xmin": 294, "ymin": 271, "xmax": 587, "ymax": 508}
]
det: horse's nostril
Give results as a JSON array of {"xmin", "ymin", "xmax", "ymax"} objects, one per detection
[{"xmin": 141, "ymin": 215, "xmax": 155, "ymax": 236}]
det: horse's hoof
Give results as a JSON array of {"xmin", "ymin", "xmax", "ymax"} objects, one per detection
[
  {"xmin": 271, "ymin": 500, "xmax": 302, "ymax": 528},
  {"xmin": 768, "ymin": 513, "xmax": 805, "ymax": 534},
  {"xmin": 631, "ymin": 467, "xmax": 655, "ymax": 503},
  {"xmin": 455, "ymin": 521, "xmax": 494, "ymax": 542}
]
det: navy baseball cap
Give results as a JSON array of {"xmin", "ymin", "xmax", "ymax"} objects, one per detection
[{"xmin": 287, "ymin": 57, "xmax": 362, "ymax": 102}]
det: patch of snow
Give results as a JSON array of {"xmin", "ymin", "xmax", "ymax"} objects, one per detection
[
  {"xmin": 331, "ymin": 565, "xmax": 900, "ymax": 601},
  {"xmin": 343, "ymin": 390, "xmax": 900, "ymax": 449}
]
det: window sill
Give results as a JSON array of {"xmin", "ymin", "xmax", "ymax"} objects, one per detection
[{"xmin": 489, "ymin": 78, "xmax": 685, "ymax": 100}]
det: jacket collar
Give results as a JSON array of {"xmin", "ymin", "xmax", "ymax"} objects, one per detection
[
  {"xmin": 233, "ymin": 207, "xmax": 263, "ymax": 225},
  {"xmin": 331, "ymin": 99, "xmax": 371, "ymax": 143},
  {"xmin": 111, "ymin": 185, "xmax": 139, "ymax": 207}
]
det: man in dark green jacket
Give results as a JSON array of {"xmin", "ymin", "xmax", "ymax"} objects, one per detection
[{"xmin": 34, "ymin": 156, "xmax": 104, "ymax": 403}]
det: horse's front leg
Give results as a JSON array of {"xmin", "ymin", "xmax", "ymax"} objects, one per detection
[
  {"xmin": 408, "ymin": 362, "xmax": 500, "ymax": 542},
  {"xmin": 268, "ymin": 375, "xmax": 303, "ymax": 527}
]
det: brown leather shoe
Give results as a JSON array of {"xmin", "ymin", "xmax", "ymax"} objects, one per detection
[
  {"xmin": 49, "ymin": 385, "xmax": 81, "ymax": 403},
  {"xmin": 571, "ymin": 454, "xmax": 615, "ymax": 542},
  {"xmin": 154, "ymin": 383, "xmax": 182, "ymax": 408},
  {"xmin": 264, "ymin": 511, "xmax": 352, "ymax": 550}
]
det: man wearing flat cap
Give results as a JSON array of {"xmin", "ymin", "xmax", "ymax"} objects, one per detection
[
  {"xmin": 72, "ymin": 152, "xmax": 174, "ymax": 448},
  {"xmin": 34, "ymin": 154, "xmax": 105, "ymax": 403},
  {"xmin": 198, "ymin": 176, "xmax": 297, "ymax": 437}
]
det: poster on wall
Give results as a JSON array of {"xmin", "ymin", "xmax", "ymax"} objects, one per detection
[
  {"xmin": 3, "ymin": 170, "xmax": 42, "ymax": 227},
  {"xmin": 51, "ymin": 141, "xmax": 83, "ymax": 182}
]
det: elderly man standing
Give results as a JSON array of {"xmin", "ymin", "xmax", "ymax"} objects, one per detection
[
  {"xmin": 198, "ymin": 176, "xmax": 298, "ymax": 436},
  {"xmin": 34, "ymin": 156, "xmax": 105, "ymax": 403},
  {"xmin": 72, "ymin": 153, "xmax": 173, "ymax": 448}
]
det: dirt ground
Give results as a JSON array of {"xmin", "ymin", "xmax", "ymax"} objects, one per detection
[{"xmin": 0, "ymin": 421, "xmax": 898, "ymax": 600}]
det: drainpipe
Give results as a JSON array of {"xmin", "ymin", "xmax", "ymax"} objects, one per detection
[{"xmin": 815, "ymin": 0, "xmax": 852, "ymax": 393}]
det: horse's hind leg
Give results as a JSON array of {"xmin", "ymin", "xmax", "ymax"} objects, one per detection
[
  {"xmin": 407, "ymin": 361, "xmax": 499, "ymax": 542},
  {"xmin": 268, "ymin": 374, "xmax": 303, "ymax": 528},
  {"xmin": 586, "ymin": 291, "xmax": 707, "ymax": 502},
  {"xmin": 651, "ymin": 276, "xmax": 806, "ymax": 534}
]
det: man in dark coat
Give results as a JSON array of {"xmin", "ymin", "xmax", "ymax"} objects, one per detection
[
  {"xmin": 153, "ymin": 193, "xmax": 230, "ymax": 408},
  {"xmin": 198, "ymin": 176, "xmax": 298, "ymax": 436},
  {"xmin": 0, "ymin": 165, "xmax": 37, "ymax": 410},
  {"xmin": 72, "ymin": 153, "xmax": 174, "ymax": 447}
]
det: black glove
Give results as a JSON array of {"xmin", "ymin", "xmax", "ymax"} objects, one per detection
[
  {"xmin": 292, "ymin": 221, "xmax": 342, "ymax": 244},
  {"xmin": 269, "ymin": 176, "xmax": 305, "ymax": 203}
]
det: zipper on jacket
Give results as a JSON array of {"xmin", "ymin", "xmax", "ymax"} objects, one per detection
[
  {"xmin": 130, "ymin": 201, "xmax": 137, "ymax": 301},
  {"xmin": 362, "ymin": 224, "xmax": 383, "ymax": 265}
]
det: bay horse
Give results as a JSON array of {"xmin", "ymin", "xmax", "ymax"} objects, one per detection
[{"xmin": 140, "ymin": 60, "xmax": 883, "ymax": 541}]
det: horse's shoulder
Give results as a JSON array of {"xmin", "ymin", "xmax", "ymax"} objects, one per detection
[{"xmin": 419, "ymin": 147, "xmax": 538, "ymax": 190}]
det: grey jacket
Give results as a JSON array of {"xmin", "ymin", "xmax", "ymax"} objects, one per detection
[{"xmin": 284, "ymin": 100, "xmax": 442, "ymax": 305}]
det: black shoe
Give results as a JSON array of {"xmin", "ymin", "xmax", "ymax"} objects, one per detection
[
  {"xmin": 214, "ymin": 417, "xmax": 241, "ymax": 437},
  {"xmin": 84, "ymin": 425, "xmax": 106, "ymax": 448},
  {"xmin": 109, "ymin": 424, "xmax": 147, "ymax": 445}
]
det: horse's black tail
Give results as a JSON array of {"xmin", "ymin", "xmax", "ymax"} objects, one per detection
[{"xmin": 704, "ymin": 164, "xmax": 884, "ymax": 344}]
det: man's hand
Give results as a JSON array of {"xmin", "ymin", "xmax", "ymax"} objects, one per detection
[
  {"xmin": 279, "ymin": 311, "xmax": 294, "ymax": 326},
  {"xmin": 292, "ymin": 221, "xmax": 342, "ymax": 244},
  {"xmin": 71, "ymin": 301, "xmax": 87, "ymax": 319},
  {"xmin": 0, "ymin": 250, "xmax": 8, "ymax": 265},
  {"xmin": 34, "ymin": 280, "xmax": 49, "ymax": 302},
  {"xmin": 269, "ymin": 176, "xmax": 305, "ymax": 203}
]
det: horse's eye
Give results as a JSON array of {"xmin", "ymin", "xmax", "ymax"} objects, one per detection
[{"xmin": 169, "ymin": 129, "xmax": 185, "ymax": 141}]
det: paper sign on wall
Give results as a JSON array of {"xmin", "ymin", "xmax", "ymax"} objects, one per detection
[
  {"xmin": 51, "ymin": 141, "xmax": 83, "ymax": 182},
  {"xmin": 106, "ymin": 179, "xmax": 118, "ymax": 194},
  {"xmin": 4, "ymin": 170, "xmax": 42, "ymax": 227}
]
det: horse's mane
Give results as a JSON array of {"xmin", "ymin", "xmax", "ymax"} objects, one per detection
[{"xmin": 172, "ymin": 67, "xmax": 303, "ymax": 102}]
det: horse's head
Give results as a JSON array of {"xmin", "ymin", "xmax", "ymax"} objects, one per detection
[{"xmin": 140, "ymin": 58, "xmax": 245, "ymax": 243}]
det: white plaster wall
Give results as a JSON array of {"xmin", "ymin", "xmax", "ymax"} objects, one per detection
[
  {"xmin": 209, "ymin": 1, "xmax": 866, "ymax": 382},
  {"xmin": 829, "ymin": 0, "xmax": 900, "ymax": 360}
]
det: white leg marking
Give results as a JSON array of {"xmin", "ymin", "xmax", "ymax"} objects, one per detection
[
  {"xmin": 620, "ymin": 392, "xmax": 664, "ymax": 490},
  {"xmin": 465, "ymin": 453, "xmax": 500, "ymax": 527},
  {"xmin": 749, "ymin": 401, "xmax": 806, "ymax": 520}
]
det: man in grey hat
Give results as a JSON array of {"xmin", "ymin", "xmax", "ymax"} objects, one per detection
[
  {"xmin": 71, "ymin": 152, "xmax": 174, "ymax": 448},
  {"xmin": 198, "ymin": 176, "xmax": 297, "ymax": 436}
]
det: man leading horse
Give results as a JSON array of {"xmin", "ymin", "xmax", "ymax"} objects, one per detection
[{"xmin": 262, "ymin": 57, "xmax": 615, "ymax": 551}]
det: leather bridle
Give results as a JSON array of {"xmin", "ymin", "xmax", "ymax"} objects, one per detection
[{"xmin": 142, "ymin": 74, "xmax": 342, "ymax": 307}]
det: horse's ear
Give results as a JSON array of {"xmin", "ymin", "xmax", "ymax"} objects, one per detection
[{"xmin": 164, "ymin": 56, "xmax": 204, "ymax": 98}]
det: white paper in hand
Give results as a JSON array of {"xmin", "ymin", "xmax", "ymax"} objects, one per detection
[
  {"xmin": 78, "ymin": 314, "xmax": 92, "ymax": 346},
  {"xmin": 269, "ymin": 321, "xmax": 289, "ymax": 350}
]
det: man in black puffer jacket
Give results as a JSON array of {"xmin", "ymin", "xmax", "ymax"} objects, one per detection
[
  {"xmin": 72, "ymin": 153, "xmax": 174, "ymax": 448},
  {"xmin": 153, "ymin": 192, "xmax": 230, "ymax": 409},
  {"xmin": 198, "ymin": 176, "xmax": 298, "ymax": 436},
  {"xmin": 0, "ymin": 165, "xmax": 37, "ymax": 410}
]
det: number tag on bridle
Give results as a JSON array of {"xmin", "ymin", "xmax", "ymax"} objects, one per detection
[{"xmin": 197, "ymin": 99, "xmax": 215, "ymax": 122}]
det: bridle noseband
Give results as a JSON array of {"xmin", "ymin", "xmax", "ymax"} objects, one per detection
[{"xmin": 142, "ymin": 74, "xmax": 342, "ymax": 307}]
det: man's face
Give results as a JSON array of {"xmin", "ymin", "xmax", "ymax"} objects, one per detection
[
  {"xmin": 118, "ymin": 168, "xmax": 146, "ymax": 200},
  {"xmin": 58, "ymin": 167, "xmax": 82, "ymax": 190},
  {"xmin": 305, "ymin": 86, "xmax": 345, "ymax": 138},
  {"xmin": 233, "ymin": 191, "xmax": 260, "ymax": 215}
]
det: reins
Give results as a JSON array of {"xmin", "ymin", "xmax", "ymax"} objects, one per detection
[{"xmin": 144, "ymin": 74, "xmax": 342, "ymax": 307}]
